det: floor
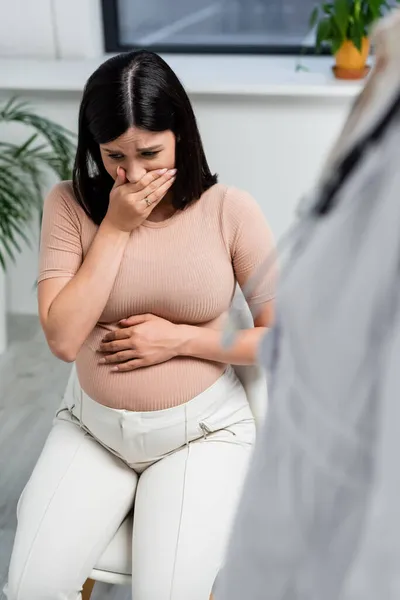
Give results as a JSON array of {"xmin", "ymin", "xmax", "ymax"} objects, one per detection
[{"xmin": 0, "ymin": 315, "xmax": 131, "ymax": 599}]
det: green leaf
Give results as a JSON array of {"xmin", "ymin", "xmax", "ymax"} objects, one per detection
[
  {"xmin": 353, "ymin": 20, "xmax": 364, "ymax": 50},
  {"xmin": 322, "ymin": 2, "xmax": 334, "ymax": 14},
  {"xmin": 368, "ymin": 0, "xmax": 386, "ymax": 19},
  {"xmin": 13, "ymin": 133, "xmax": 39, "ymax": 157},
  {"xmin": 331, "ymin": 38, "xmax": 343, "ymax": 54},
  {"xmin": 0, "ymin": 96, "xmax": 75, "ymax": 268},
  {"xmin": 333, "ymin": 0, "xmax": 349, "ymax": 38},
  {"xmin": 362, "ymin": 5, "xmax": 374, "ymax": 27},
  {"xmin": 309, "ymin": 6, "xmax": 320, "ymax": 28},
  {"xmin": 316, "ymin": 18, "xmax": 332, "ymax": 52},
  {"xmin": 354, "ymin": 0, "xmax": 362, "ymax": 20},
  {"xmin": 295, "ymin": 62, "xmax": 310, "ymax": 72},
  {"xmin": 0, "ymin": 97, "xmax": 76, "ymax": 180}
]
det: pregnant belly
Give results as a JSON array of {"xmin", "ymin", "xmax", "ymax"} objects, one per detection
[{"xmin": 76, "ymin": 340, "xmax": 225, "ymax": 412}]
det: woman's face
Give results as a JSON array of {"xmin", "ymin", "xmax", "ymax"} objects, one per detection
[{"xmin": 100, "ymin": 127, "xmax": 176, "ymax": 184}]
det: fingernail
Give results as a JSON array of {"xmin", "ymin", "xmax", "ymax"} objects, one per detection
[
  {"xmin": 157, "ymin": 168, "xmax": 168, "ymax": 174},
  {"xmin": 169, "ymin": 168, "xmax": 177, "ymax": 175},
  {"xmin": 111, "ymin": 366, "xmax": 119, "ymax": 372},
  {"xmin": 98, "ymin": 358, "xmax": 106, "ymax": 364}
]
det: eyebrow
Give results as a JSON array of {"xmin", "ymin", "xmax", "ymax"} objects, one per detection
[
  {"xmin": 136, "ymin": 144, "xmax": 163, "ymax": 152},
  {"xmin": 103, "ymin": 145, "xmax": 163, "ymax": 153}
]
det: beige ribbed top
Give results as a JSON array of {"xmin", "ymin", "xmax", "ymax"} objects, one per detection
[{"xmin": 39, "ymin": 181, "xmax": 275, "ymax": 411}]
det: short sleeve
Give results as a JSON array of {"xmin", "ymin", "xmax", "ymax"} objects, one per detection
[
  {"xmin": 223, "ymin": 187, "xmax": 277, "ymax": 308},
  {"xmin": 38, "ymin": 183, "xmax": 83, "ymax": 283}
]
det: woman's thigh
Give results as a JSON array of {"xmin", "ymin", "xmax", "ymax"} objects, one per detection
[
  {"xmin": 132, "ymin": 425, "xmax": 254, "ymax": 600},
  {"xmin": 6, "ymin": 417, "xmax": 137, "ymax": 600}
]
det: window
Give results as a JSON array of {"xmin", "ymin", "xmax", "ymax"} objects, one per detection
[{"xmin": 102, "ymin": 0, "xmax": 321, "ymax": 54}]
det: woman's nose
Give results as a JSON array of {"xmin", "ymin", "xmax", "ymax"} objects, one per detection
[{"xmin": 125, "ymin": 163, "xmax": 146, "ymax": 184}]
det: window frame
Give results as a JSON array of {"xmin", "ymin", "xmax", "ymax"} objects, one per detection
[{"xmin": 101, "ymin": 0, "xmax": 328, "ymax": 56}]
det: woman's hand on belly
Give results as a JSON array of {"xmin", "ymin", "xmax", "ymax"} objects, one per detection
[{"xmin": 98, "ymin": 313, "xmax": 183, "ymax": 372}]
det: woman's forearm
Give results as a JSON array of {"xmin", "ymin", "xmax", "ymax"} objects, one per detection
[
  {"xmin": 44, "ymin": 220, "xmax": 130, "ymax": 361},
  {"xmin": 178, "ymin": 325, "xmax": 267, "ymax": 366}
]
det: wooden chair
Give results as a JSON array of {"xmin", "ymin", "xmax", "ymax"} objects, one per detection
[{"xmin": 82, "ymin": 298, "xmax": 268, "ymax": 599}]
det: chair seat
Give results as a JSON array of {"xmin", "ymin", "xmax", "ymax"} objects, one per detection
[{"xmin": 95, "ymin": 512, "xmax": 133, "ymax": 576}]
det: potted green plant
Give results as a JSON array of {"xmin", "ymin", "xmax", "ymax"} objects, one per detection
[
  {"xmin": 0, "ymin": 97, "xmax": 75, "ymax": 353},
  {"xmin": 309, "ymin": 0, "xmax": 399, "ymax": 79}
]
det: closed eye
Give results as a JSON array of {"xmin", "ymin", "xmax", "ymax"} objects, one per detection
[
  {"xmin": 108, "ymin": 153, "xmax": 124, "ymax": 160},
  {"xmin": 141, "ymin": 150, "xmax": 160, "ymax": 158}
]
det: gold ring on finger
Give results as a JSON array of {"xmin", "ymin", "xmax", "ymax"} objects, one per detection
[{"xmin": 144, "ymin": 197, "xmax": 152, "ymax": 207}]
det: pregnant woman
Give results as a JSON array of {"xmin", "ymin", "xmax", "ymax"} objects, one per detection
[{"xmin": 6, "ymin": 50, "xmax": 275, "ymax": 600}]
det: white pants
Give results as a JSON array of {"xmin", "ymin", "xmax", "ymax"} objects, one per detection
[{"xmin": 6, "ymin": 366, "xmax": 255, "ymax": 600}]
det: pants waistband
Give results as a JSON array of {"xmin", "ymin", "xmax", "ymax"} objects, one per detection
[
  {"xmin": 59, "ymin": 364, "xmax": 254, "ymax": 470},
  {"xmin": 65, "ymin": 364, "xmax": 245, "ymax": 428}
]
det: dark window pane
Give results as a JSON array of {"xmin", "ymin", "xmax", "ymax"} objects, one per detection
[{"xmin": 116, "ymin": 0, "xmax": 317, "ymax": 51}]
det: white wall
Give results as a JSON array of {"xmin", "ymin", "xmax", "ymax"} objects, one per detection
[
  {"xmin": 0, "ymin": 0, "xmax": 102, "ymax": 59},
  {"xmin": 0, "ymin": 0, "xmax": 55, "ymax": 58},
  {"xmin": 0, "ymin": 0, "xmax": 353, "ymax": 315}
]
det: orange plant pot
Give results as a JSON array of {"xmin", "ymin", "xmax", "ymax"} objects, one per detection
[{"xmin": 334, "ymin": 37, "xmax": 370, "ymax": 79}]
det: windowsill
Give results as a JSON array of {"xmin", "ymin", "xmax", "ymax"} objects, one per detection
[{"xmin": 0, "ymin": 54, "xmax": 365, "ymax": 98}]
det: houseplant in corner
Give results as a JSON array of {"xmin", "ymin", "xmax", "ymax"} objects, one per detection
[
  {"xmin": 309, "ymin": 0, "xmax": 399, "ymax": 79},
  {"xmin": 0, "ymin": 97, "xmax": 75, "ymax": 354}
]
